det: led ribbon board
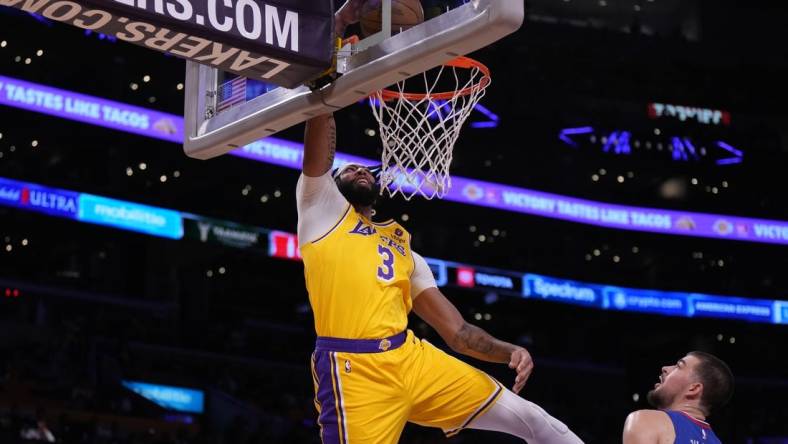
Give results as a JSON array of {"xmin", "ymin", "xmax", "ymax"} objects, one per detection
[
  {"xmin": 3, "ymin": 75, "xmax": 788, "ymax": 245},
  {"xmin": 522, "ymin": 273, "xmax": 784, "ymax": 325},
  {"xmin": 122, "ymin": 380, "xmax": 204, "ymax": 413},
  {"xmin": 0, "ymin": 177, "xmax": 79, "ymax": 219},
  {"xmin": 238, "ymin": 141, "xmax": 788, "ymax": 246},
  {"xmin": 2, "ymin": 175, "xmax": 788, "ymax": 325},
  {"xmin": 0, "ymin": 75, "xmax": 184, "ymax": 143},
  {"xmin": 78, "ymin": 193, "xmax": 183, "ymax": 239},
  {"xmin": 0, "ymin": 0, "xmax": 334, "ymax": 87}
]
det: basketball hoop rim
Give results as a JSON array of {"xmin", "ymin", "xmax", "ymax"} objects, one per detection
[{"xmin": 376, "ymin": 56, "xmax": 491, "ymax": 101}]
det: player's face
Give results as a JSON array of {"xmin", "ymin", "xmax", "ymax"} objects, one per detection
[
  {"xmin": 646, "ymin": 354, "xmax": 700, "ymax": 408},
  {"xmin": 338, "ymin": 165, "xmax": 379, "ymax": 207},
  {"xmin": 340, "ymin": 164, "xmax": 376, "ymax": 191}
]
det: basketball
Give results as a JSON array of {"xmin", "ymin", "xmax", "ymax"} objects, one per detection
[{"xmin": 360, "ymin": 0, "xmax": 425, "ymax": 37}]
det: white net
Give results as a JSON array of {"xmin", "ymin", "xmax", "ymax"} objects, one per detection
[{"xmin": 369, "ymin": 57, "xmax": 490, "ymax": 200}]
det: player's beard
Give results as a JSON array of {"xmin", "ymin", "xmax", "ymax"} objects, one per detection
[
  {"xmin": 646, "ymin": 388, "xmax": 670, "ymax": 409},
  {"xmin": 338, "ymin": 178, "xmax": 379, "ymax": 207}
]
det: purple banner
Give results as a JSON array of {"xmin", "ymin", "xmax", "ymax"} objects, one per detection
[
  {"xmin": 444, "ymin": 177, "xmax": 788, "ymax": 246},
  {"xmin": 232, "ymin": 138, "xmax": 373, "ymax": 171},
  {"xmin": 234, "ymin": 141, "xmax": 788, "ymax": 246},
  {"xmin": 3, "ymin": 75, "xmax": 788, "ymax": 246},
  {"xmin": 0, "ymin": 75, "xmax": 183, "ymax": 143}
]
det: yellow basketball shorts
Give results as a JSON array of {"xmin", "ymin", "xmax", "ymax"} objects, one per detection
[{"xmin": 310, "ymin": 329, "xmax": 503, "ymax": 444}]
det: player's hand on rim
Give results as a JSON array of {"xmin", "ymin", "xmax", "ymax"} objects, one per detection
[{"xmin": 509, "ymin": 347, "xmax": 534, "ymax": 394}]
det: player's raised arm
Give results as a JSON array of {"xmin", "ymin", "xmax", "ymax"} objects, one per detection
[
  {"xmin": 301, "ymin": 0, "xmax": 365, "ymax": 176},
  {"xmin": 302, "ymin": 114, "xmax": 337, "ymax": 177}
]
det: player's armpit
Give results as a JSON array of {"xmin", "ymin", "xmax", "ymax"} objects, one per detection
[{"xmin": 622, "ymin": 410, "xmax": 671, "ymax": 444}]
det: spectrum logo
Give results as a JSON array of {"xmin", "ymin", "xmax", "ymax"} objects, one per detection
[{"xmin": 523, "ymin": 274, "xmax": 598, "ymax": 304}]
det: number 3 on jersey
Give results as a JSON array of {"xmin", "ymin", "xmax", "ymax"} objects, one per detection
[{"xmin": 377, "ymin": 245, "xmax": 395, "ymax": 281}]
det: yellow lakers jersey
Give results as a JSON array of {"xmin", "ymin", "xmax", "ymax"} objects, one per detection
[{"xmin": 301, "ymin": 204, "xmax": 415, "ymax": 339}]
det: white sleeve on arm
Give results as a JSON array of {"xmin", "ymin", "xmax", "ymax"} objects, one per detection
[
  {"xmin": 411, "ymin": 251, "xmax": 438, "ymax": 299},
  {"xmin": 296, "ymin": 171, "xmax": 349, "ymax": 246}
]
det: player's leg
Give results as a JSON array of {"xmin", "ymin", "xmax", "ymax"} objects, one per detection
[
  {"xmin": 405, "ymin": 336, "xmax": 583, "ymax": 443},
  {"xmin": 467, "ymin": 388, "xmax": 584, "ymax": 443},
  {"xmin": 311, "ymin": 350, "xmax": 409, "ymax": 444},
  {"xmin": 405, "ymin": 336, "xmax": 504, "ymax": 434}
]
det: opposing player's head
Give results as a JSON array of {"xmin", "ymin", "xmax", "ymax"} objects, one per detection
[
  {"xmin": 332, "ymin": 163, "xmax": 381, "ymax": 208},
  {"xmin": 647, "ymin": 351, "xmax": 734, "ymax": 416}
]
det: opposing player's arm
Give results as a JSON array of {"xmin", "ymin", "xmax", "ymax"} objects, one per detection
[
  {"xmin": 412, "ymin": 285, "xmax": 534, "ymax": 393},
  {"xmin": 302, "ymin": 114, "xmax": 337, "ymax": 177},
  {"xmin": 622, "ymin": 410, "xmax": 672, "ymax": 444}
]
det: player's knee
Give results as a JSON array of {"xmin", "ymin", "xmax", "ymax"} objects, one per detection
[
  {"xmin": 513, "ymin": 398, "xmax": 585, "ymax": 443},
  {"xmin": 474, "ymin": 391, "xmax": 583, "ymax": 443},
  {"xmin": 520, "ymin": 400, "xmax": 570, "ymax": 435}
]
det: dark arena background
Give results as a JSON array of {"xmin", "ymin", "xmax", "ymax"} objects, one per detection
[{"xmin": 2, "ymin": 0, "xmax": 788, "ymax": 443}]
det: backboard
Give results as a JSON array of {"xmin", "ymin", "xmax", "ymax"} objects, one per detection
[{"xmin": 183, "ymin": 0, "xmax": 525, "ymax": 160}]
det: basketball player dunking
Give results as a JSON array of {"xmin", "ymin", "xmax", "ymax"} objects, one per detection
[
  {"xmin": 298, "ymin": 10, "xmax": 584, "ymax": 435},
  {"xmin": 623, "ymin": 352, "xmax": 734, "ymax": 444},
  {"xmin": 295, "ymin": 5, "xmax": 582, "ymax": 442}
]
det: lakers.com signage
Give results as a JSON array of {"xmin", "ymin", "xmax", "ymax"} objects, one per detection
[{"xmin": 1, "ymin": 0, "xmax": 334, "ymax": 88}]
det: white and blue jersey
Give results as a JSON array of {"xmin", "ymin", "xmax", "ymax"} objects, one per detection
[{"xmin": 665, "ymin": 410, "xmax": 721, "ymax": 444}]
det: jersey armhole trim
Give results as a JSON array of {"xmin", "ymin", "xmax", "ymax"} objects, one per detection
[
  {"xmin": 310, "ymin": 204, "xmax": 352, "ymax": 245},
  {"xmin": 677, "ymin": 411, "xmax": 712, "ymax": 429},
  {"xmin": 409, "ymin": 237, "xmax": 416, "ymax": 278}
]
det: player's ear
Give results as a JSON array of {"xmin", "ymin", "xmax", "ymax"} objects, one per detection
[{"xmin": 686, "ymin": 381, "xmax": 703, "ymax": 399}]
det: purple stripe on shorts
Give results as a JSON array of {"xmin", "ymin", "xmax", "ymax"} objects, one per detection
[
  {"xmin": 314, "ymin": 350, "xmax": 341, "ymax": 444},
  {"xmin": 330, "ymin": 352, "xmax": 348, "ymax": 442}
]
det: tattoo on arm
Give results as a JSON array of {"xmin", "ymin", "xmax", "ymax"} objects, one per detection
[
  {"xmin": 327, "ymin": 115, "xmax": 336, "ymax": 167},
  {"xmin": 453, "ymin": 322, "xmax": 515, "ymax": 363}
]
